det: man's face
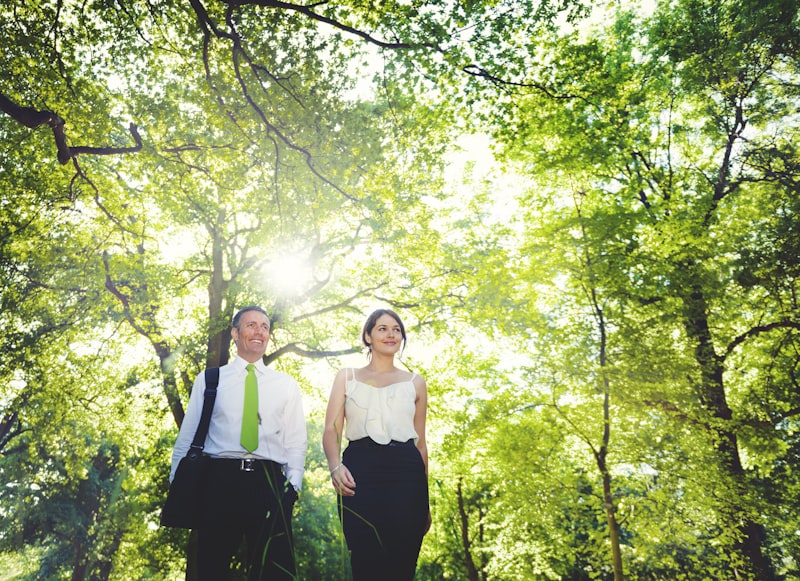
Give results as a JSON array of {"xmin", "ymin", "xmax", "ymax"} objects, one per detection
[{"xmin": 231, "ymin": 310, "xmax": 271, "ymax": 363}]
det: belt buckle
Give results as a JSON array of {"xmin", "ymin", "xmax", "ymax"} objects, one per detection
[{"xmin": 240, "ymin": 458, "xmax": 256, "ymax": 472}]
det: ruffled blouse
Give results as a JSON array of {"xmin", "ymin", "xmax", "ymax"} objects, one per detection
[{"xmin": 344, "ymin": 368, "xmax": 419, "ymax": 445}]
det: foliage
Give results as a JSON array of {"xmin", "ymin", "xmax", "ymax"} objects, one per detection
[
  {"xmin": 433, "ymin": 0, "xmax": 800, "ymax": 579},
  {"xmin": 2, "ymin": 0, "xmax": 800, "ymax": 579}
]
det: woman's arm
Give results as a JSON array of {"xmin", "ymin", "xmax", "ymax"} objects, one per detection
[
  {"xmin": 413, "ymin": 375, "xmax": 429, "ymax": 476},
  {"xmin": 413, "ymin": 375, "xmax": 432, "ymax": 533},
  {"xmin": 322, "ymin": 368, "xmax": 356, "ymax": 495}
]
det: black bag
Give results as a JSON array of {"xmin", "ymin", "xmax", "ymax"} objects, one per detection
[{"xmin": 160, "ymin": 368, "xmax": 219, "ymax": 529}]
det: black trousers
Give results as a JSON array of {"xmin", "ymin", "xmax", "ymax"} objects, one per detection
[
  {"xmin": 340, "ymin": 439, "xmax": 428, "ymax": 581},
  {"xmin": 196, "ymin": 458, "xmax": 298, "ymax": 581}
]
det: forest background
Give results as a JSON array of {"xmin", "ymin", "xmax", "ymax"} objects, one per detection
[{"xmin": 1, "ymin": 0, "xmax": 799, "ymax": 579}]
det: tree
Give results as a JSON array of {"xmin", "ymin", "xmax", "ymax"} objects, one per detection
[
  {"xmin": 479, "ymin": 0, "xmax": 800, "ymax": 577},
  {"xmin": 1, "ymin": 0, "xmax": 527, "ymax": 576}
]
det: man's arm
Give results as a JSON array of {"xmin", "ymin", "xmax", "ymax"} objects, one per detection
[
  {"xmin": 283, "ymin": 381, "xmax": 307, "ymax": 491},
  {"xmin": 169, "ymin": 373, "xmax": 205, "ymax": 481}
]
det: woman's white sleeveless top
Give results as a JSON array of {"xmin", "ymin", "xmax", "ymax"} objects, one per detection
[{"xmin": 344, "ymin": 368, "xmax": 419, "ymax": 445}]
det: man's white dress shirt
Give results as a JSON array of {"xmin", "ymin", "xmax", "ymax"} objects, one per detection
[{"xmin": 170, "ymin": 356, "xmax": 307, "ymax": 490}]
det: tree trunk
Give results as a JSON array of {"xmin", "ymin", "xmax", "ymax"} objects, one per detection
[
  {"xmin": 681, "ymin": 278, "xmax": 775, "ymax": 580},
  {"xmin": 596, "ymin": 312, "xmax": 624, "ymax": 581},
  {"xmin": 601, "ymin": 469, "xmax": 624, "ymax": 581},
  {"xmin": 71, "ymin": 557, "xmax": 87, "ymax": 581},
  {"xmin": 457, "ymin": 478, "xmax": 480, "ymax": 581},
  {"xmin": 206, "ymin": 209, "xmax": 231, "ymax": 369},
  {"xmin": 586, "ymin": 251, "xmax": 625, "ymax": 581},
  {"xmin": 153, "ymin": 341, "xmax": 183, "ymax": 428}
]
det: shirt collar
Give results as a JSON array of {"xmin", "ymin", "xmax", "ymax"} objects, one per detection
[{"xmin": 233, "ymin": 355, "xmax": 267, "ymax": 373}]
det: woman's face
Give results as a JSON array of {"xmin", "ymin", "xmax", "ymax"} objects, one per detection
[{"xmin": 365, "ymin": 313, "xmax": 404, "ymax": 355}]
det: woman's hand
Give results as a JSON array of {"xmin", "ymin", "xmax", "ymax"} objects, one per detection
[{"xmin": 331, "ymin": 463, "xmax": 356, "ymax": 496}]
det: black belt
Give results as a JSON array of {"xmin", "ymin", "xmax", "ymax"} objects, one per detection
[
  {"xmin": 348, "ymin": 438, "xmax": 414, "ymax": 448},
  {"xmin": 210, "ymin": 457, "xmax": 282, "ymax": 472}
]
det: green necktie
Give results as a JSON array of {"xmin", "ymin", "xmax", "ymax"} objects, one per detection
[{"xmin": 241, "ymin": 364, "xmax": 259, "ymax": 452}]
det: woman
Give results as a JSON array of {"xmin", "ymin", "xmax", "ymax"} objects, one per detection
[{"xmin": 323, "ymin": 309, "xmax": 431, "ymax": 580}]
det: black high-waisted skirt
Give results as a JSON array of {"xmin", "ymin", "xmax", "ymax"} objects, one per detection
[{"xmin": 340, "ymin": 438, "xmax": 428, "ymax": 581}]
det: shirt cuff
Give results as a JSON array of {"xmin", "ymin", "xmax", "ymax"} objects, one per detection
[{"xmin": 285, "ymin": 467, "xmax": 303, "ymax": 491}]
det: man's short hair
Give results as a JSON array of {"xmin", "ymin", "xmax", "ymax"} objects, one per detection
[{"xmin": 231, "ymin": 306, "xmax": 270, "ymax": 330}]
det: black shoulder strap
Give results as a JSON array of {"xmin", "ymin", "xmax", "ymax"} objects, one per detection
[{"xmin": 189, "ymin": 367, "xmax": 220, "ymax": 451}]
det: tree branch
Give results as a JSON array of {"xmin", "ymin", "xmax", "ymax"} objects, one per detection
[
  {"xmin": 0, "ymin": 91, "xmax": 143, "ymax": 164},
  {"xmin": 724, "ymin": 319, "xmax": 800, "ymax": 360},
  {"xmin": 265, "ymin": 342, "xmax": 360, "ymax": 365},
  {"xmin": 462, "ymin": 64, "xmax": 582, "ymax": 100},
  {"xmin": 223, "ymin": 0, "xmax": 440, "ymax": 51}
]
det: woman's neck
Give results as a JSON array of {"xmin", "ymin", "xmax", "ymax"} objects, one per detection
[{"xmin": 365, "ymin": 354, "xmax": 396, "ymax": 373}]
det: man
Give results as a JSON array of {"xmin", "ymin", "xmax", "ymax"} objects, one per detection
[{"xmin": 170, "ymin": 306, "xmax": 307, "ymax": 580}]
